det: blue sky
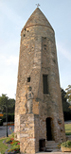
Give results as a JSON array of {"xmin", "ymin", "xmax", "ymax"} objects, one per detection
[{"xmin": 0, "ymin": 0, "xmax": 71, "ymax": 98}]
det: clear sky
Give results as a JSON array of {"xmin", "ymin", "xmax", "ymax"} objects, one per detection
[{"xmin": 0, "ymin": 0, "xmax": 71, "ymax": 99}]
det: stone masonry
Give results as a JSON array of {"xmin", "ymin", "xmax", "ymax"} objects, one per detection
[{"xmin": 15, "ymin": 8, "xmax": 66, "ymax": 154}]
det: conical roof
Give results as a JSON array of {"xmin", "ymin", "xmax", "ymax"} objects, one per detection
[{"xmin": 21, "ymin": 8, "xmax": 54, "ymax": 33}]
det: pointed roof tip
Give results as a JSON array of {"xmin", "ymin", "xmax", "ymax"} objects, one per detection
[{"xmin": 21, "ymin": 7, "xmax": 54, "ymax": 33}]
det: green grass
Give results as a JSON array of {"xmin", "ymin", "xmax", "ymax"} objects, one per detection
[
  {"xmin": 0, "ymin": 132, "xmax": 20, "ymax": 154},
  {"xmin": 65, "ymin": 123, "xmax": 71, "ymax": 135},
  {"xmin": 0, "ymin": 138, "xmax": 8, "ymax": 154}
]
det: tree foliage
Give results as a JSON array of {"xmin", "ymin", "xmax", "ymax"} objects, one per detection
[
  {"xmin": 65, "ymin": 85, "xmax": 71, "ymax": 104},
  {"xmin": 0, "ymin": 94, "xmax": 15, "ymax": 113},
  {"xmin": 61, "ymin": 88, "xmax": 71, "ymax": 121},
  {"xmin": 61, "ymin": 89, "xmax": 70, "ymax": 112}
]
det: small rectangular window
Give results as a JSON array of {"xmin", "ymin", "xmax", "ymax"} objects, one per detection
[
  {"xmin": 44, "ymin": 48, "xmax": 46, "ymax": 50},
  {"xmin": 44, "ymin": 37, "xmax": 46, "ymax": 39},
  {"xmin": 27, "ymin": 77, "xmax": 31, "ymax": 82},
  {"xmin": 23, "ymin": 34, "xmax": 25, "ymax": 37},
  {"xmin": 43, "ymin": 75, "xmax": 49, "ymax": 94},
  {"xmin": 44, "ymin": 44, "xmax": 46, "ymax": 47}
]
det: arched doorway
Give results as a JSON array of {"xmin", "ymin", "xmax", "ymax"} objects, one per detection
[{"xmin": 46, "ymin": 117, "xmax": 53, "ymax": 141}]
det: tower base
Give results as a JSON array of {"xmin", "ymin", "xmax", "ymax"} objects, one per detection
[{"xmin": 20, "ymin": 114, "xmax": 35, "ymax": 154}]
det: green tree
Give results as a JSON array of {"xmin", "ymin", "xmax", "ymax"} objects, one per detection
[
  {"xmin": 61, "ymin": 88, "xmax": 71, "ymax": 121},
  {"xmin": 0, "ymin": 94, "xmax": 15, "ymax": 111},
  {"xmin": 61, "ymin": 89, "xmax": 70, "ymax": 112},
  {"xmin": 0, "ymin": 94, "xmax": 15, "ymax": 123},
  {"xmin": 8, "ymin": 98, "xmax": 15, "ymax": 113},
  {"xmin": 0, "ymin": 94, "xmax": 9, "ymax": 111},
  {"xmin": 65, "ymin": 85, "xmax": 71, "ymax": 104}
]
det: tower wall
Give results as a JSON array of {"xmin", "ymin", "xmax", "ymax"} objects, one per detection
[{"xmin": 15, "ymin": 8, "xmax": 66, "ymax": 153}]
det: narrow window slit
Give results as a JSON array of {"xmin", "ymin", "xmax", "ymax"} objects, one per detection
[
  {"xmin": 53, "ymin": 59, "xmax": 56, "ymax": 63},
  {"xmin": 27, "ymin": 77, "xmax": 31, "ymax": 82},
  {"xmin": 44, "ymin": 37, "xmax": 46, "ymax": 39},
  {"xmin": 44, "ymin": 44, "xmax": 46, "ymax": 47},
  {"xmin": 23, "ymin": 34, "xmax": 25, "ymax": 37},
  {"xmin": 44, "ymin": 48, "xmax": 46, "ymax": 50},
  {"xmin": 43, "ymin": 75, "xmax": 49, "ymax": 94}
]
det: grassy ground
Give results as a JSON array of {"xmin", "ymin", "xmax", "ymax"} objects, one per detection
[
  {"xmin": 0, "ymin": 133, "xmax": 20, "ymax": 154},
  {"xmin": 0, "ymin": 138, "xmax": 8, "ymax": 154},
  {"xmin": 65, "ymin": 123, "xmax": 71, "ymax": 135}
]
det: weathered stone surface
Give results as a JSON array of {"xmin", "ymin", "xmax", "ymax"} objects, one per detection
[{"xmin": 15, "ymin": 7, "xmax": 66, "ymax": 154}]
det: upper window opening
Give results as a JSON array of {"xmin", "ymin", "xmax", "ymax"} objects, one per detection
[
  {"xmin": 44, "ymin": 44, "xmax": 46, "ymax": 47},
  {"xmin": 43, "ymin": 75, "xmax": 49, "ymax": 94},
  {"xmin": 27, "ymin": 77, "xmax": 31, "ymax": 82},
  {"xmin": 44, "ymin": 37, "xmax": 46, "ymax": 39},
  {"xmin": 23, "ymin": 34, "xmax": 25, "ymax": 37},
  {"xmin": 53, "ymin": 59, "xmax": 56, "ymax": 63},
  {"xmin": 44, "ymin": 48, "xmax": 46, "ymax": 50}
]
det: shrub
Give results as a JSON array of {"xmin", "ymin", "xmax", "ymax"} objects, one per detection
[
  {"xmin": 61, "ymin": 140, "xmax": 71, "ymax": 148},
  {"xmin": 5, "ymin": 132, "xmax": 20, "ymax": 153},
  {"xmin": 10, "ymin": 132, "xmax": 14, "ymax": 138},
  {"xmin": 6, "ymin": 136, "xmax": 20, "ymax": 153},
  {"xmin": 11, "ymin": 140, "xmax": 20, "ymax": 146},
  {"xmin": 5, "ymin": 137, "xmax": 12, "ymax": 144},
  {"xmin": 8, "ymin": 145, "xmax": 20, "ymax": 153},
  {"xmin": 5, "ymin": 136, "xmax": 14, "ymax": 144}
]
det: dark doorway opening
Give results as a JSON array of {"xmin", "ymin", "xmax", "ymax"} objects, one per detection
[
  {"xmin": 39, "ymin": 139, "xmax": 45, "ymax": 152},
  {"xmin": 46, "ymin": 117, "xmax": 53, "ymax": 141}
]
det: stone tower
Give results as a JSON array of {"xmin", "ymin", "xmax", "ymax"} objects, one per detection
[{"xmin": 15, "ymin": 8, "xmax": 66, "ymax": 153}]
